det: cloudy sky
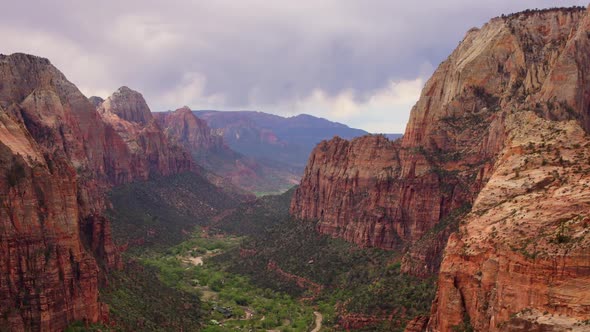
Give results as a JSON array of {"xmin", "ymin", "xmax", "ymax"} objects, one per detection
[{"xmin": 2, "ymin": 1, "xmax": 587, "ymax": 133}]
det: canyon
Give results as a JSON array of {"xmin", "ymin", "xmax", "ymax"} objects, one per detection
[{"xmin": 1, "ymin": 4, "xmax": 590, "ymax": 332}]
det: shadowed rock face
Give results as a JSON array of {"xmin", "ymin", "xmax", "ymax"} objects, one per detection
[
  {"xmin": 0, "ymin": 53, "xmax": 197, "ymax": 331},
  {"xmin": 155, "ymin": 106, "xmax": 224, "ymax": 152},
  {"xmin": 96, "ymin": 87, "xmax": 194, "ymax": 185},
  {"xmin": 290, "ymin": 7, "xmax": 590, "ymax": 331},
  {"xmin": 0, "ymin": 53, "xmax": 117, "ymax": 331}
]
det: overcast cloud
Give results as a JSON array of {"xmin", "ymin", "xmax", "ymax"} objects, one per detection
[{"xmin": 2, "ymin": 1, "xmax": 587, "ymax": 132}]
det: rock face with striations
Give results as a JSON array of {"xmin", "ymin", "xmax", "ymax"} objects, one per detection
[
  {"xmin": 291, "ymin": 6, "xmax": 590, "ymax": 330},
  {"xmin": 96, "ymin": 88, "xmax": 193, "ymax": 184},
  {"xmin": 154, "ymin": 106, "xmax": 225, "ymax": 153},
  {"xmin": 291, "ymin": 135, "xmax": 409, "ymax": 249},
  {"xmin": 0, "ymin": 53, "xmax": 196, "ymax": 331},
  {"xmin": 0, "ymin": 53, "xmax": 118, "ymax": 331},
  {"xmin": 426, "ymin": 7, "xmax": 590, "ymax": 332},
  {"xmin": 428, "ymin": 112, "xmax": 590, "ymax": 331}
]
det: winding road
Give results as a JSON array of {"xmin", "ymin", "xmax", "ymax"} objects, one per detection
[{"xmin": 311, "ymin": 311, "xmax": 323, "ymax": 332}]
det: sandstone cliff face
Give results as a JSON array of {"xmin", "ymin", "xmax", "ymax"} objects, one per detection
[
  {"xmin": 154, "ymin": 106, "xmax": 225, "ymax": 152},
  {"xmin": 97, "ymin": 88, "xmax": 193, "ymax": 184},
  {"xmin": 0, "ymin": 136, "xmax": 104, "ymax": 331},
  {"xmin": 0, "ymin": 53, "xmax": 117, "ymax": 331},
  {"xmin": 292, "ymin": 135, "xmax": 409, "ymax": 248},
  {"xmin": 428, "ymin": 112, "xmax": 590, "ymax": 331},
  {"xmin": 0, "ymin": 54, "xmax": 199, "ymax": 331},
  {"xmin": 292, "ymin": 6, "xmax": 589, "ymax": 252},
  {"xmin": 291, "ymin": 6, "xmax": 590, "ymax": 331},
  {"xmin": 425, "ymin": 8, "xmax": 590, "ymax": 331}
]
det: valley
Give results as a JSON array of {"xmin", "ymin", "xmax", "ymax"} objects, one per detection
[
  {"xmin": 100, "ymin": 178, "xmax": 436, "ymax": 331},
  {"xmin": 1, "ymin": 4, "xmax": 590, "ymax": 332}
]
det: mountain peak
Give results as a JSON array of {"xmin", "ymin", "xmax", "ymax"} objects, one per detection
[
  {"xmin": 88, "ymin": 96, "xmax": 104, "ymax": 108},
  {"xmin": 0, "ymin": 52, "xmax": 52, "ymax": 66},
  {"xmin": 174, "ymin": 106, "xmax": 193, "ymax": 114},
  {"xmin": 100, "ymin": 86, "xmax": 153, "ymax": 124},
  {"xmin": 113, "ymin": 86, "xmax": 142, "ymax": 97}
]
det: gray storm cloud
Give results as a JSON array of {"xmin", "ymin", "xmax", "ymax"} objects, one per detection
[{"xmin": 1, "ymin": 0, "xmax": 587, "ymax": 132}]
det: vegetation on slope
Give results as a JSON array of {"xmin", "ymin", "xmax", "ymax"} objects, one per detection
[
  {"xmin": 103, "ymin": 176, "xmax": 437, "ymax": 331},
  {"xmin": 107, "ymin": 172, "xmax": 241, "ymax": 250},
  {"xmin": 100, "ymin": 261, "xmax": 202, "ymax": 331},
  {"xmin": 210, "ymin": 190, "xmax": 437, "ymax": 331}
]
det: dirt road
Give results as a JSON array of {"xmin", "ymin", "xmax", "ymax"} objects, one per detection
[{"xmin": 311, "ymin": 311, "xmax": 323, "ymax": 332}]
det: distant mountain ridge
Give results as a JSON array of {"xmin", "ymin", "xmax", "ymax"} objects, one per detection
[
  {"xmin": 194, "ymin": 110, "xmax": 370, "ymax": 172},
  {"xmin": 383, "ymin": 133, "xmax": 403, "ymax": 141},
  {"xmin": 155, "ymin": 107, "xmax": 300, "ymax": 193}
]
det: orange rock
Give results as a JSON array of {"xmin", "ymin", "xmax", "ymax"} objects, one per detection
[
  {"xmin": 290, "ymin": 7, "xmax": 590, "ymax": 331},
  {"xmin": 154, "ymin": 106, "xmax": 225, "ymax": 153},
  {"xmin": 97, "ymin": 88, "xmax": 194, "ymax": 184},
  {"xmin": 0, "ymin": 53, "xmax": 195, "ymax": 331}
]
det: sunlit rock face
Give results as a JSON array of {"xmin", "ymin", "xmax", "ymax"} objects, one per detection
[
  {"xmin": 292, "ymin": 7, "xmax": 590, "ymax": 331},
  {"xmin": 0, "ymin": 53, "xmax": 196, "ymax": 331},
  {"xmin": 0, "ymin": 53, "xmax": 116, "ymax": 331}
]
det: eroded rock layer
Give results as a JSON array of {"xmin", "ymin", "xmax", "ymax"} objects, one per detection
[
  {"xmin": 291, "ymin": 6, "xmax": 590, "ymax": 331},
  {"xmin": 0, "ymin": 53, "xmax": 195, "ymax": 331},
  {"xmin": 96, "ymin": 88, "xmax": 193, "ymax": 184},
  {"xmin": 429, "ymin": 112, "xmax": 590, "ymax": 331}
]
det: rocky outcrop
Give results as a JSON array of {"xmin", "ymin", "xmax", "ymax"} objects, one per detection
[
  {"xmin": 290, "ymin": 6, "xmax": 590, "ymax": 331},
  {"xmin": 266, "ymin": 260, "xmax": 322, "ymax": 296},
  {"xmin": 96, "ymin": 88, "xmax": 193, "ymax": 184},
  {"xmin": 99, "ymin": 86, "xmax": 152, "ymax": 125},
  {"xmin": 154, "ymin": 106, "xmax": 225, "ymax": 152},
  {"xmin": 405, "ymin": 316, "xmax": 429, "ymax": 332},
  {"xmin": 0, "ymin": 53, "xmax": 195, "ymax": 331},
  {"xmin": 428, "ymin": 112, "xmax": 590, "ymax": 331}
]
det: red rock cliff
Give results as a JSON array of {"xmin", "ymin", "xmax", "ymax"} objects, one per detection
[
  {"xmin": 154, "ymin": 106, "xmax": 225, "ymax": 152},
  {"xmin": 291, "ymin": 5, "xmax": 588, "ymax": 251},
  {"xmin": 428, "ymin": 112, "xmax": 590, "ymax": 332},
  {"xmin": 0, "ymin": 53, "xmax": 118, "ymax": 331},
  {"xmin": 96, "ymin": 88, "xmax": 193, "ymax": 184},
  {"xmin": 427, "ymin": 7, "xmax": 590, "ymax": 331},
  {"xmin": 0, "ymin": 53, "xmax": 196, "ymax": 331},
  {"xmin": 292, "ymin": 6, "xmax": 590, "ymax": 330}
]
